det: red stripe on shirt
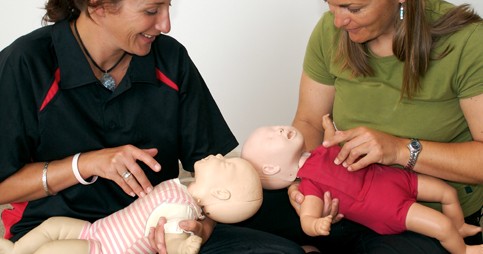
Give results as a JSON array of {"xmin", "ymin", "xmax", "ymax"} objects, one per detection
[
  {"xmin": 155, "ymin": 69, "xmax": 179, "ymax": 91},
  {"xmin": 40, "ymin": 68, "xmax": 60, "ymax": 111},
  {"xmin": 2, "ymin": 202, "xmax": 28, "ymax": 239}
]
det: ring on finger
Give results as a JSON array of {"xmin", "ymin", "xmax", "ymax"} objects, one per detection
[{"xmin": 122, "ymin": 171, "xmax": 132, "ymax": 180}]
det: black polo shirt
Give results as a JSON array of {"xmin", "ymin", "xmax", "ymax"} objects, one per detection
[{"xmin": 0, "ymin": 20, "xmax": 238, "ymax": 241}]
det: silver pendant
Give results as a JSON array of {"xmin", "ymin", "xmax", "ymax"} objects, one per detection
[{"xmin": 101, "ymin": 73, "xmax": 116, "ymax": 91}]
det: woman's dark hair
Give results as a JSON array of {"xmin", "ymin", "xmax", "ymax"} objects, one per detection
[
  {"xmin": 335, "ymin": 1, "xmax": 482, "ymax": 98},
  {"xmin": 42, "ymin": 0, "xmax": 122, "ymax": 24}
]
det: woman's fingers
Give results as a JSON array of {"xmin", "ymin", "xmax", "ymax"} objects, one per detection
[
  {"xmin": 288, "ymin": 182, "xmax": 304, "ymax": 215},
  {"xmin": 323, "ymin": 126, "xmax": 401, "ymax": 171},
  {"xmin": 83, "ymin": 145, "xmax": 162, "ymax": 197},
  {"xmin": 148, "ymin": 217, "xmax": 167, "ymax": 253},
  {"xmin": 179, "ymin": 219, "xmax": 203, "ymax": 237},
  {"xmin": 322, "ymin": 114, "xmax": 336, "ymax": 141},
  {"xmin": 322, "ymin": 191, "xmax": 343, "ymax": 223}
]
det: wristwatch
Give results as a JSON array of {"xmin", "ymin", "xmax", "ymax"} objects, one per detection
[{"xmin": 404, "ymin": 139, "xmax": 422, "ymax": 170}]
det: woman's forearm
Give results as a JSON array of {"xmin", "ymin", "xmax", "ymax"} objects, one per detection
[
  {"xmin": 412, "ymin": 140, "xmax": 483, "ymax": 184},
  {"xmin": 0, "ymin": 156, "xmax": 78, "ymax": 204}
]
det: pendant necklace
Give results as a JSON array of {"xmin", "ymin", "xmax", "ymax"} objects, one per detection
[{"xmin": 74, "ymin": 20, "xmax": 127, "ymax": 91}]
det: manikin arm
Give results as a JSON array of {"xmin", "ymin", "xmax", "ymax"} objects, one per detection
[{"xmin": 299, "ymin": 195, "xmax": 333, "ymax": 237}]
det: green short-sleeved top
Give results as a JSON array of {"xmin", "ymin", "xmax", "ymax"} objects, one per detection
[{"xmin": 303, "ymin": 0, "xmax": 483, "ymax": 216}]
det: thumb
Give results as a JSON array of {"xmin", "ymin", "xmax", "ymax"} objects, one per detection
[{"xmin": 322, "ymin": 114, "xmax": 336, "ymax": 140}]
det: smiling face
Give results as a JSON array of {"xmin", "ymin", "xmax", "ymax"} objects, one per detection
[
  {"xmin": 241, "ymin": 126, "xmax": 305, "ymax": 189},
  {"xmin": 188, "ymin": 154, "xmax": 262, "ymax": 223},
  {"xmin": 101, "ymin": 0, "xmax": 171, "ymax": 56},
  {"xmin": 325, "ymin": 0, "xmax": 401, "ymax": 44}
]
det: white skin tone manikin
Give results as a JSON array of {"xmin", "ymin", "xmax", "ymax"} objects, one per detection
[{"xmin": 242, "ymin": 115, "xmax": 483, "ymax": 254}]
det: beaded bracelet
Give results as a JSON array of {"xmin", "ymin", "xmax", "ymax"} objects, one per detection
[{"xmin": 72, "ymin": 153, "xmax": 98, "ymax": 185}]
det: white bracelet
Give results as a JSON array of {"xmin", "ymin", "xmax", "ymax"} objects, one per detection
[{"xmin": 72, "ymin": 153, "xmax": 98, "ymax": 185}]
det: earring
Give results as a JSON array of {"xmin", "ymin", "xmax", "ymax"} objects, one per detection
[{"xmin": 399, "ymin": 3, "xmax": 404, "ymax": 20}]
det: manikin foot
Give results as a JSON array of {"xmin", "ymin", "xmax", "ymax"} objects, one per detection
[
  {"xmin": 0, "ymin": 239, "xmax": 14, "ymax": 254},
  {"xmin": 459, "ymin": 223, "xmax": 482, "ymax": 238},
  {"xmin": 465, "ymin": 244, "xmax": 483, "ymax": 254}
]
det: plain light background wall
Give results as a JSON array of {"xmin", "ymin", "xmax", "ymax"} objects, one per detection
[{"xmin": 1, "ymin": 1, "xmax": 481, "ymax": 152}]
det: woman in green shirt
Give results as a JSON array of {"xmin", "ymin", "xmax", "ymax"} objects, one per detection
[{"xmin": 288, "ymin": 0, "xmax": 483, "ymax": 253}]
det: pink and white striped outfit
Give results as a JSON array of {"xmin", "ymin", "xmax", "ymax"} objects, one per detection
[{"xmin": 79, "ymin": 179, "xmax": 203, "ymax": 254}]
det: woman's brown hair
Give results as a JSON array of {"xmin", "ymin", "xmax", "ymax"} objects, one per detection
[
  {"xmin": 335, "ymin": 1, "xmax": 482, "ymax": 98},
  {"xmin": 42, "ymin": 0, "xmax": 122, "ymax": 24}
]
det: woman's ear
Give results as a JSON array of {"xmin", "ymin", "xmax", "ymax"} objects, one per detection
[{"xmin": 88, "ymin": 0, "xmax": 107, "ymax": 18}]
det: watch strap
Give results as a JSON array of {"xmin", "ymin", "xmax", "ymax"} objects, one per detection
[{"xmin": 404, "ymin": 139, "xmax": 421, "ymax": 170}]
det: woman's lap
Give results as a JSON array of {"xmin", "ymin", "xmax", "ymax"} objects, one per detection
[
  {"xmin": 354, "ymin": 229, "xmax": 447, "ymax": 254},
  {"xmin": 201, "ymin": 223, "xmax": 304, "ymax": 254},
  {"xmin": 235, "ymin": 189, "xmax": 457, "ymax": 254}
]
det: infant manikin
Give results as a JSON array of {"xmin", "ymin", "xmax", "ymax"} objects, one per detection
[
  {"xmin": 241, "ymin": 117, "xmax": 482, "ymax": 254},
  {"xmin": 0, "ymin": 154, "xmax": 263, "ymax": 254}
]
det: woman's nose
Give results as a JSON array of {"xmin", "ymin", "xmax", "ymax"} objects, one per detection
[
  {"xmin": 332, "ymin": 9, "xmax": 350, "ymax": 28},
  {"xmin": 156, "ymin": 10, "xmax": 171, "ymax": 34}
]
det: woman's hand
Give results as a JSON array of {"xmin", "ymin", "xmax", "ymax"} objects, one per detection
[
  {"xmin": 322, "ymin": 115, "xmax": 406, "ymax": 172},
  {"xmin": 179, "ymin": 217, "xmax": 216, "ymax": 244},
  {"xmin": 288, "ymin": 181, "xmax": 343, "ymax": 223},
  {"xmin": 79, "ymin": 145, "xmax": 162, "ymax": 197},
  {"xmin": 288, "ymin": 181, "xmax": 304, "ymax": 214},
  {"xmin": 148, "ymin": 217, "xmax": 169, "ymax": 254}
]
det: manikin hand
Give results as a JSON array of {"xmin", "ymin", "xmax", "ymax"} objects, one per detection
[
  {"xmin": 314, "ymin": 215, "xmax": 333, "ymax": 236},
  {"xmin": 321, "ymin": 114, "xmax": 405, "ymax": 172}
]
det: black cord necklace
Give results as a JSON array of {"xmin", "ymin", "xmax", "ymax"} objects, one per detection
[{"xmin": 74, "ymin": 20, "xmax": 127, "ymax": 91}]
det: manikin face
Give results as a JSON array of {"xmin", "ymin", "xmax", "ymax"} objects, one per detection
[
  {"xmin": 188, "ymin": 155, "xmax": 262, "ymax": 223},
  {"xmin": 241, "ymin": 126, "xmax": 305, "ymax": 190},
  {"xmin": 325, "ymin": 0, "xmax": 401, "ymax": 44},
  {"xmin": 102, "ymin": 0, "xmax": 171, "ymax": 56}
]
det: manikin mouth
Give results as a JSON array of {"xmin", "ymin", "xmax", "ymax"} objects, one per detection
[{"xmin": 279, "ymin": 127, "xmax": 296, "ymax": 140}]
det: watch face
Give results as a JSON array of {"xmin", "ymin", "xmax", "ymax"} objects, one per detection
[{"xmin": 410, "ymin": 140, "xmax": 421, "ymax": 150}]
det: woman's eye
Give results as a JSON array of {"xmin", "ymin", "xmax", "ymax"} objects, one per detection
[
  {"xmin": 348, "ymin": 8, "xmax": 361, "ymax": 13},
  {"xmin": 145, "ymin": 9, "xmax": 158, "ymax": 15}
]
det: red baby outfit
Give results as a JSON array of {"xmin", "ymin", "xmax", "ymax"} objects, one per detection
[{"xmin": 298, "ymin": 146, "xmax": 418, "ymax": 234}]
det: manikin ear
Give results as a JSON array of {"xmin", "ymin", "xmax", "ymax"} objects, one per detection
[
  {"xmin": 261, "ymin": 164, "xmax": 281, "ymax": 176},
  {"xmin": 210, "ymin": 188, "xmax": 231, "ymax": 200}
]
